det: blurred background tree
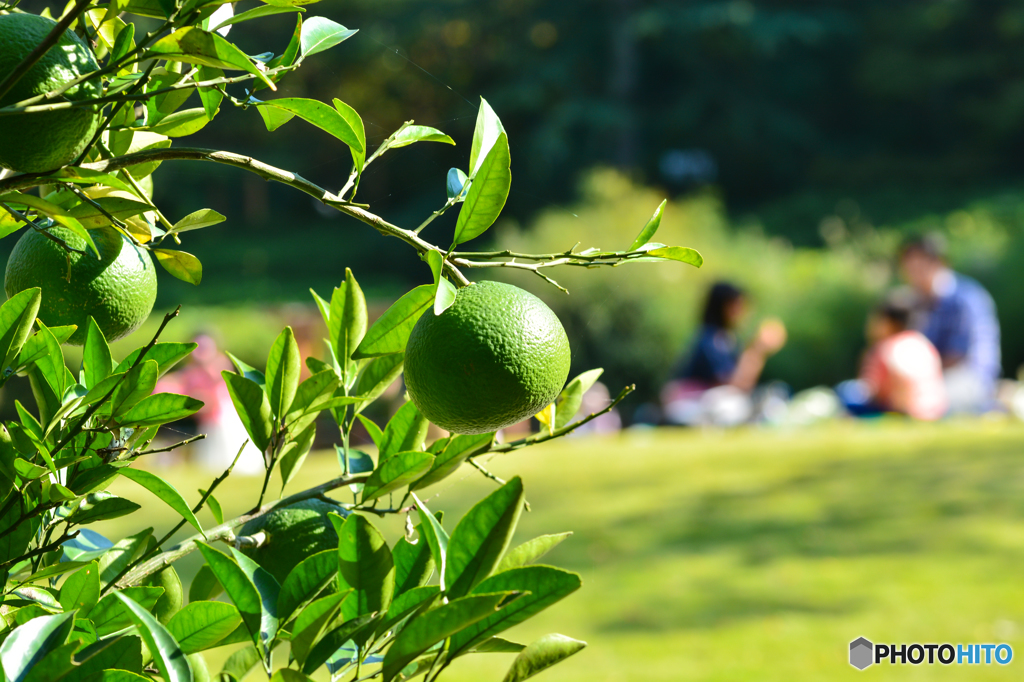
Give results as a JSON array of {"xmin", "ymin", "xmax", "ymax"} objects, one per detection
[{"xmin": 12, "ymin": 0, "xmax": 1024, "ymax": 414}]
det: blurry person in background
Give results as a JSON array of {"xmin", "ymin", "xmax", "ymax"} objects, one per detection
[
  {"xmin": 661, "ymin": 281, "xmax": 787, "ymax": 426},
  {"xmin": 899, "ymin": 233, "xmax": 1001, "ymax": 413},
  {"xmin": 155, "ymin": 334, "xmax": 264, "ymax": 474},
  {"xmin": 837, "ymin": 291, "xmax": 947, "ymax": 420}
]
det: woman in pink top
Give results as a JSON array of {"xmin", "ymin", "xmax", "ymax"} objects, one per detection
[{"xmin": 858, "ymin": 293, "xmax": 948, "ymax": 420}]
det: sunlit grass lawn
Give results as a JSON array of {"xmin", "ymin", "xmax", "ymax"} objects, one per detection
[{"xmin": 97, "ymin": 419, "xmax": 1024, "ymax": 681}]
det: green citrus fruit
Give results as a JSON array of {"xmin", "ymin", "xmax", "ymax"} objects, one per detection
[
  {"xmin": 404, "ymin": 280, "xmax": 571, "ymax": 435},
  {"xmin": 239, "ymin": 498, "xmax": 345, "ymax": 583},
  {"xmin": 0, "ymin": 13, "xmax": 102, "ymax": 172},
  {"xmin": 4, "ymin": 225, "xmax": 157, "ymax": 345}
]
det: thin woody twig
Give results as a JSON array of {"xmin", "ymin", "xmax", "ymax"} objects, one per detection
[{"xmin": 117, "ymin": 470, "xmax": 372, "ymax": 587}]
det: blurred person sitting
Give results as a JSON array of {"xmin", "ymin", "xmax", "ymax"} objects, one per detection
[
  {"xmin": 662, "ymin": 282, "xmax": 787, "ymax": 426},
  {"xmin": 837, "ymin": 292, "xmax": 947, "ymax": 420},
  {"xmin": 899, "ymin": 233, "xmax": 1001, "ymax": 413}
]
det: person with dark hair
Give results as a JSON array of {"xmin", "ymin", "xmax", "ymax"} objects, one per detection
[
  {"xmin": 839, "ymin": 290, "xmax": 947, "ymax": 420},
  {"xmin": 899, "ymin": 232, "xmax": 1000, "ymax": 413},
  {"xmin": 661, "ymin": 281, "xmax": 787, "ymax": 425}
]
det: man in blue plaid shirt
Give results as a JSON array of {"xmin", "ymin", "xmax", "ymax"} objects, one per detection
[{"xmin": 900, "ymin": 234, "xmax": 1001, "ymax": 414}]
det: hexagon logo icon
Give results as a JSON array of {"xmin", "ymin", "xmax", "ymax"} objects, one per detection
[{"xmin": 850, "ymin": 637, "xmax": 874, "ymax": 670}]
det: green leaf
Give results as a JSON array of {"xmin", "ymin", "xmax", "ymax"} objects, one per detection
[
  {"xmin": 90, "ymin": 586, "xmax": 164, "ymax": 635},
  {"xmin": 381, "ymin": 593, "xmax": 508, "ymax": 682},
  {"xmin": 333, "ymin": 98, "xmax": 367, "ymax": 171},
  {"xmin": 16, "ymin": 325, "xmax": 75, "ymax": 369},
  {"xmin": 336, "ymin": 513, "xmax": 395, "ymax": 620},
  {"xmin": 646, "ymin": 245, "xmax": 703, "ymax": 267},
  {"xmin": 277, "ymin": 548, "xmax": 339, "ymax": 623},
  {"xmin": 220, "ymin": 645, "xmax": 261, "ymax": 682},
  {"xmin": 98, "ymin": 527, "xmax": 152, "ymax": 584},
  {"xmin": 114, "ymin": 592, "xmax": 192, "ymax": 682},
  {"xmin": 377, "ymin": 584, "xmax": 439, "ymax": 634},
  {"xmin": 356, "ymin": 415, "xmax": 384, "ymax": 450},
  {"xmin": 202, "ymin": 489, "xmax": 223, "ymax": 524},
  {"xmin": 554, "ymin": 368, "xmax": 604, "ymax": 430},
  {"xmin": 266, "ymin": 326, "xmax": 301, "ymax": 418},
  {"xmin": 393, "ymin": 529, "xmax": 435, "ymax": 595},
  {"xmin": 197, "ymin": 66, "xmax": 224, "ymax": 119},
  {"xmin": 502, "ymin": 634, "xmax": 586, "ymax": 682},
  {"xmin": 82, "ymin": 318, "xmax": 114, "ymax": 389},
  {"xmin": 353, "ymin": 353, "xmax": 403, "ymax": 414},
  {"xmin": 195, "ymin": 543, "xmax": 264, "ymax": 650},
  {"xmin": 83, "ymin": 671, "xmax": 149, "ymax": 682},
  {"xmin": 0, "ymin": 194, "xmax": 97, "ymax": 256},
  {"xmin": 427, "ymin": 250, "xmax": 457, "ymax": 316},
  {"xmin": 169, "ymin": 208, "xmax": 226, "ymax": 233},
  {"xmin": 119, "ymin": 393, "xmax": 204, "ymax": 427},
  {"xmin": 379, "ymin": 400, "xmax": 429, "ymax": 459},
  {"xmin": 279, "ymin": 421, "xmax": 315, "ymax": 489},
  {"xmin": 450, "ymin": 566, "xmax": 583, "ymax": 656},
  {"xmin": 115, "ymin": 342, "xmax": 197, "ymax": 377},
  {"xmin": 146, "ymin": 107, "xmax": 211, "ymax": 137},
  {"xmin": 153, "ymin": 249, "xmax": 202, "ymax": 285},
  {"xmin": 445, "ymin": 477, "xmax": 525, "ymax": 599},
  {"xmin": 300, "ymin": 17, "xmax": 358, "ymax": 57},
  {"xmin": 627, "ymin": 199, "xmax": 666, "ymax": 251},
  {"xmin": 468, "ymin": 97, "xmax": 507, "ymax": 176},
  {"xmin": 67, "ymin": 196, "xmax": 152, "ymax": 230},
  {"xmin": 453, "ymin": 131, "xmax": 511, "ymax": 246},
  {"xmin": 300, "ymin": 613, "xmax": 377, "ymax": 675},
  {"xmin": 0, "ymin": 611, "xmax": 76, "ymax": 682},
  {"xmin": 284, "ymin": 369, "xmax": 340, "ymax": 425},
  {"xmin": 111, "ymin": 359, "xmax": 159, "ymax": 418},
  {"xmin": 361, "ymin": 451, "xmax": 434, "ymax": 503},
  {"xmin": 391, "ymin": 125, "xmax": 455, "ymax": 149},
  {"xmin": 271, "ymin": 669, "xmax": 313, "ymax": 682},
  {"xmin": 413, "ymin": 432, "xmax": 494, "ymax": 490},
  {"xmin": 58, "ymin": 561, "xmax": 99, "ymax": 612},
  {"xmin": 225, "ymin": 351, "xmax": 266, "ymax": 387},
  {"xmin": 111, "ymin": 20, "xmax": 136, "ymax": 61},
  {"xmin": 497, "ymin": 533, "xmax": 572, "ymax": 572},
  {"xmin": 32, "ymin": 322, "xmax": 66, "ymax": 402},
  {"xmin": 289, "ymin": 591, "xmax": 348, "ymax": 667},
  {"xmin": 257, "ymin": 104, "xmax": 294, "ymax": 132},
  {"xmin": 66, "ymin": 492, "xmax": 141, "ymax": 525},
  {"xmin": 257, "ymin": 98, "xmax": 364, "ymax": 167},
  {"xmin": 188, "ymin": 564, "xmax": 223, "ymax": 603},
  {"xmin": 411, "ymin": 495, "xmax": 449, "ymax": 591},
  {"xmin": 148, "ymin": 27, "xmax": 274, "ymax": 89},
  {"xmin": 336, "ymin": 268, "xmax": 367, "ymax": 371},
  {"xmin": 472, "ymin": 637, "xmax": 526, "ymax": 653},
  {"xmin": 229, "ymin": 547, "xmax": 280, "ymax": 647},
  {"xmin": 353, "ymin": 285, "xmax": 432, "ymax": 359},
  {"xmin": 213, "ymin": 4, "xmax": 301, "ymax": 30},
  {"xmin": 166, "ymin": 601, "xmax": 242, "ymax": 654},
  {"xmin": 44, "ymin": 167, "xmax": 135, "ymax": 194},
  {"xmin": 222, "ymin": 371, "xmax": 273, "ymax": 451},
  {"xmin": 447, "ymin": 167, "xmax": 469, "ymax": 202},
  {"xmin": 118, "ymin": 467, "xmax": 205, "ymax": 536},
  {"xmin": 0, "ymin": 287, "xmax": 40, "ymax": 374},
  {"xmin": 263, "ymin": 14, "xmax": 302, "ymax": 80}
]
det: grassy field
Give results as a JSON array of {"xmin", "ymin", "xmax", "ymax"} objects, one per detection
[{"xmin": 96, "ymin": 419, "xmax": 1024, "ymax": 681}]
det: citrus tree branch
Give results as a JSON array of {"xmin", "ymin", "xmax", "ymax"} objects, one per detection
[
  {"xmin": 0, "ymin": 64, "xmax": 301, "ymax": 116},
  {"xmin": 116, "ymin": 471, "xmax": 372, "ymax": 588},
  {"xmin": 0, "ymin": 147, "xmax": 473, "ymax": 286},
  {"xmin": 0, "ymin": 0, "xmax": 94, "ymax": 101}
]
